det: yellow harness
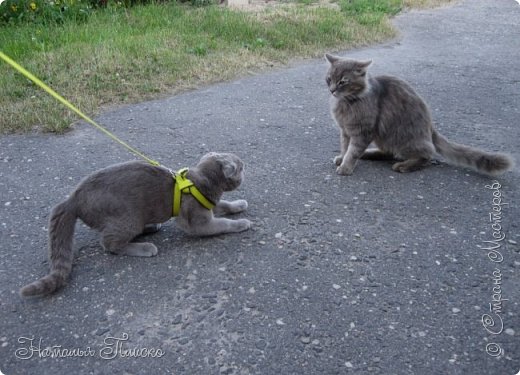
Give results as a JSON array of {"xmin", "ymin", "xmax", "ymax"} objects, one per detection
[{"xmin": 172, "ymin": 168, "xmax": 215, "ymax": 217}]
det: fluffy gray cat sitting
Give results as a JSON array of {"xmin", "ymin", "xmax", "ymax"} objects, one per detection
[
  {"xmin": 20, "ymin": 152, "xmax": 251, "ymax": 297},
  {"xmin": 325, "ymin": 54, "xmax": 513, "ymax": 176}
]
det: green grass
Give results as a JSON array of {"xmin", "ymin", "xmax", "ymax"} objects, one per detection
[
  {"xmin": 339, "ymin": 0, "xmax": 402, "ymax": 25},
  {"xmin": 0, "ymin": 0, "xmax": 452, "ymax": 133}
]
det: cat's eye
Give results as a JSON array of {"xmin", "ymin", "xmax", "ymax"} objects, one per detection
[
  {"xmin": 339, "ymin": 78, "xmax": 350, "ymax": 85},
  {"xmin": 326, "ymin": 76, "xmax": 331, "ymax": 84}
]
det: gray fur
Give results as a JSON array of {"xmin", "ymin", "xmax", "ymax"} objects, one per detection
[
  {"xmin": 325, "ymin": 54, "xmax": 514, "ymax": 176},
  {"xmin": 20, "ymin": 152, "xmax": 251, "ymax": 297}
]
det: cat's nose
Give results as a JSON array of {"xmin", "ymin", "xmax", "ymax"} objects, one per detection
[{"xmin": 330, "ymin": 88, "xmax": 336, "ymax": 95}]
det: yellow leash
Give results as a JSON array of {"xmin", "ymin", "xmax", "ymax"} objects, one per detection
[{"xmin": 0, "ymin": 51, "xmax": 214, "ymax": 216}]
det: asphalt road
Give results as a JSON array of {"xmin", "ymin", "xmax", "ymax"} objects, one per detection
[{"xmin": 1, "ymin": 0, "xmax": 519, "ymax": 374}]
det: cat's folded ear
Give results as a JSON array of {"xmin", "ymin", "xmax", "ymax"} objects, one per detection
[
  {"xmin": 199, "ymin": 152, "xmax": 241, "ymax": 179},
  {"xmin": 222, "ymin": 161, "xmax": 237, "ymax": 179},
  {"xmin": 215, "ymin": 154, "xmax": 239, "ymax": 178},
  {"xmin": 325, "ymin": 53, "xmax": 339, "ymax": 64}
]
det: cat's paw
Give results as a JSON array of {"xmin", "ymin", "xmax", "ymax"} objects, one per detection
[
  {"xmin": 336, "ymin": 165, "xmax": 354, "ymax": 176},
  {"xmin": 392, "ymin": 163, "xmax": 407, "ymax": 173},
  {"xmin": 120, "ymin": 242, "xmax": 158, "ymax": 257},
  {"xmin": 231, "ymin": 199, "xmax": 248, "ymax": 213},
  {"xmin": 143, "ymin": 243, "xmax": 159, "ymax": 257},
  {"xmin": 333, "ymin": 155, "xmax": 344, "ymax": 166},
  {"xmin": 235, "ymin": 218, "xmax": 252, "ymax": 232},
  {"xmin": 392, "ymin": 162, "xmax": 419, "ymax": 173},
  {"xmin": 392, "ymin": 159, "xmax": 429, "ymax": 173}
]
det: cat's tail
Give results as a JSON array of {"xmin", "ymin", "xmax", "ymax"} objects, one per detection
[
  {"xmin": 20, "ymin": 199, "xmax": 77, "ymax": 297},
  {"xmin": 431, "ymin": 129, "xmax": 514, "ymax": 176}
]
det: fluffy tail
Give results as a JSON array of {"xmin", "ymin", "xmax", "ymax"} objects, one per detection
[
  {"xmin": 20, "ymin": 199, "xmax": 77, "ymax": 297},
  {"xmin": 432, "ymin": 129, "xmax": 514, "ymax": 176}
]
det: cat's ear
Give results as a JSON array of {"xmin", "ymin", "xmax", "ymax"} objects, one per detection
[
  {"xmin": 325, "ymin": 53, "xmax": 339, "ymax": 64},
  {"xmin": 356, "ymin": 60, "xmax": 372, "ymax": 70},
  {"xmin": 217, "ymin": 155, "xmax": 239, "ymax": 178},
  {"xmin": 358, "ymin": 60, "xmax": 372, "ymax": 68},
  {"xmin": 354, "ymin": 60, "xmax": 372, "ymax": 75},
  {"xmin": 222, "ymin": 160, "xmax": 237, "ymax": 179}
]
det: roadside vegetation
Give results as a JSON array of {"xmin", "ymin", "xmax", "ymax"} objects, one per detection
[{"xmin": 0, "ymin": 0, "xmax": 455, "ymax": 133}]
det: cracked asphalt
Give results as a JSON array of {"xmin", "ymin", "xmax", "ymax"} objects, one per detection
[{"xmin": 0, "ymin": 0, "xmax": 519, "ymax": 374}]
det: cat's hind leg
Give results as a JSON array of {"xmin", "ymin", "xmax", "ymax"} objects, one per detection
[
  {"xmin": 392, "ymin": 157, "xmax": 431, "ymax": 173},
  {"xmin": 101, "ymin": 222, "xmax": 158, "ymax": 257},
  {"xmin": 213, "ymin": 200, "xmax": 248, "ymax": 216},
  {"xmin": 393, "ymin": 143, "xmax": 434, "ymax": 173}
]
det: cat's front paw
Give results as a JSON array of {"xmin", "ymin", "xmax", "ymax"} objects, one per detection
[
  {"xmin": 235, "ymin": 218, "xmax": 252, "ymax": 232},
  {"xmin": 231, "ymin": 199, "xmax": 248, "ymax": 213},
  {"xmin": 336, "ymin": 165, "xmax": 354, "ymax": 176},
  {"xmin": 333, "ymin": 155, "xmax": 344, "ymax": 166},
  {"xmin": 141, "ymin": 243, "xmax": 159, "ymax": 257},
  {"xmin": 120, "ymin": 242, "xmax": 158, "ymax": 257}
]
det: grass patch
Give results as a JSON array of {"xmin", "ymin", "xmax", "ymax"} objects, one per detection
[
  {"xmin": 403, "ymin": 0, "xmax": 456, "ymax": 8},
  {"xmin": 0, "ymin": 0, "xmax": 453, "ymax": 133}
]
